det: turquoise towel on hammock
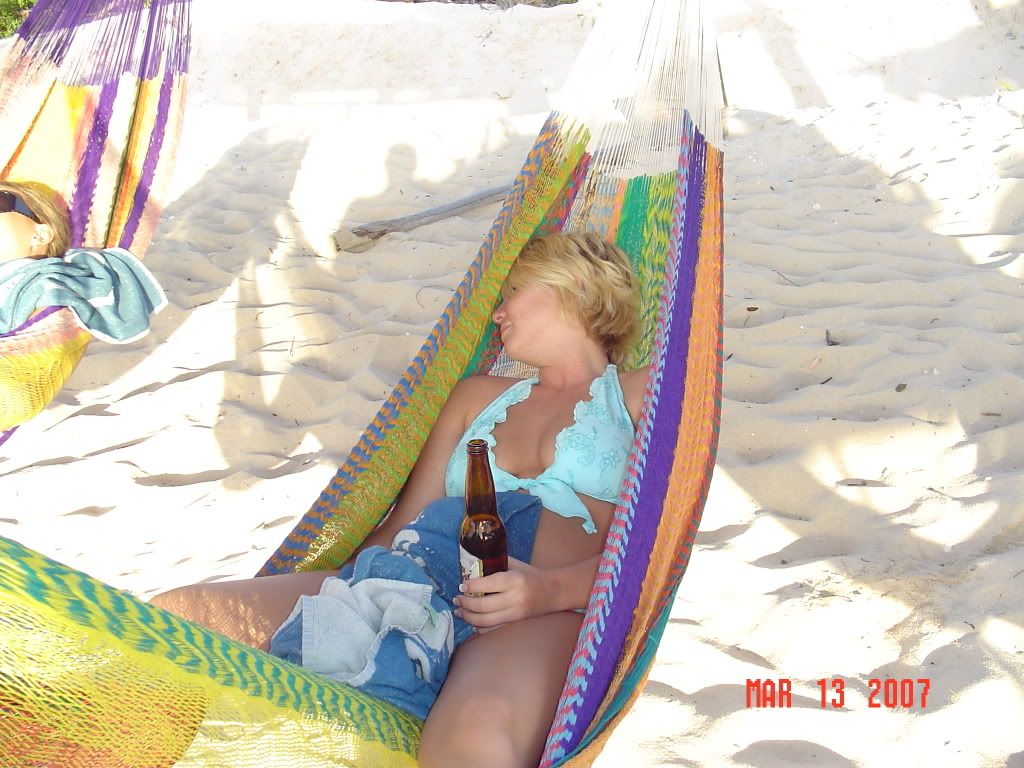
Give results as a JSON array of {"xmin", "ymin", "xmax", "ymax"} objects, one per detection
[{"xmin": 0, "ymin": 247, "xmax": 167, "ymax": 343}]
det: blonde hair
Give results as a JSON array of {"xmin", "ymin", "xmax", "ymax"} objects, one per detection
[
  {"xmin": 0, "ymin": 180, "xmax": 71, "ymax": 257},
  {"xmin": 506, "ymin": 232, "xmax": 640, "ymax": 365}
]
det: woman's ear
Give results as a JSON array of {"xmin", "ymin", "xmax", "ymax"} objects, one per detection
[{"xmin": 30, "ymin": 223, "xmax": 55, "ymax": 255}]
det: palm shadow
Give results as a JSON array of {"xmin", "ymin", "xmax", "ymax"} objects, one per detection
[
  {"xmin": 122, "ymin": 125, "xmax": 529, "ymax": 494},
  {"xmin": 208, "ymin": 136, "xmax": 528, "ymax": 490}
]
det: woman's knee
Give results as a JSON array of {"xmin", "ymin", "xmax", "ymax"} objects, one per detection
[
  {"xmin": 149, "ymin": 584, "xmax": 197, "ymax": 616},
  {"xmin": 420, "ymin": 691, "xmax": 517, "ymax": 767},
  {"xmin": 445, "ymin": 689, "xmax": 515, "ymax": 730}
]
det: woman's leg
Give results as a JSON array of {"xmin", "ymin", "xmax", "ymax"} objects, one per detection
[
  {"xmin": 149, "ymin": 570, "xmax": 335, "ymax": 650},
  {"xmin": 418, "ymin": 611, "xmax": 583, "ymax": 768}
]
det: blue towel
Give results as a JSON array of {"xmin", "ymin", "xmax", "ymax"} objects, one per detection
[
  {"xmin": 269, "ymin": 492, "xmax": 542, "ymax": 719},
  {"xmin": 0, "ymin": 247, "xmax": 166, "ymax": 343}
]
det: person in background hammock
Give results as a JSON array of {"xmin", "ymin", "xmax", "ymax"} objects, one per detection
[
  {"xmin": 0, "ymin": 181, "xmax": 166, "ymax": 347},
  {"xmin": 152, "ymin": 232, "xmax": 649, "ymax": 768},
  {"xmin": 0, "ymin": 182, "xmax": 70, "ymax": 264}
]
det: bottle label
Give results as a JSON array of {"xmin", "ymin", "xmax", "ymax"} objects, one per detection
[{"xmin": 459, "ymin": 544, "xmax": 484, "ymax": 596}]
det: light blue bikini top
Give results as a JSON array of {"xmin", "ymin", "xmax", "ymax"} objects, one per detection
[{"xmin": 444, "ymin": 364, "xmax": 635, "ymax": 534}]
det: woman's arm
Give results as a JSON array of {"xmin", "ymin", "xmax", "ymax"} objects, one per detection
[
  {"xmin": 353, "ymin": 376, "xmax": 494, "ymax": 554},
  {"xmin": 454, "ymin": 555, "xmax": 600, "ymax": 627}
]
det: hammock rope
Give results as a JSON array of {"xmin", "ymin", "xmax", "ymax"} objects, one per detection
[{"xmin": 0, "ymin": 0, "xmax": 723, "ymax": 764}]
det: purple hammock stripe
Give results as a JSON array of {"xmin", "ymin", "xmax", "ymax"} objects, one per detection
[
  {"xmin": 1, "ymin": 306, "xmax": 63, "ymax": 337},
  {"xmin": 19, "ymin": 0, "xmax": 141, "ymax": 85},
  {"xmin": 16, "ymin": 0, "xmax": 101, "ymax": 61},
  {"xmin": 0, "ymin": 428, "xmax": 15, "ymax": 448},
  {"xmin": 119, "ymin": 67, "xmax": 176, "ymax": 250},
  {"xmin": 569, "ymin": 130, "xmax": 708, "ymax": 747},
  {"xmin": 70, "ymin": 79, "xmax": 118, "ymax": 248},
  {"xmin": 541, "ymin": 120, "xmax": 701, "ymax": 767}
]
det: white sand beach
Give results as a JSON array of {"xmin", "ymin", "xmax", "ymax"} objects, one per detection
[{"xmin": 2, "ymin": 0, "xmax": 1023, "ymax": 765}]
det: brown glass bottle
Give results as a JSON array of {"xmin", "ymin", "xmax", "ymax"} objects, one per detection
[{"xmin": 459, "ymin": 439, "xmax": 508, "ymax": 590}]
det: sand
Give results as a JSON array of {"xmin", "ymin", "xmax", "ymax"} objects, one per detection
[{"xmin": 1, "ymin": 0, "xmax": 1022, "ymax": 765}]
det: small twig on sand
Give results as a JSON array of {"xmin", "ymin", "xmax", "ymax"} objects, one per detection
[{"xmin": 772, "ymin": 268, "xmax": 800, "ymax": 286}]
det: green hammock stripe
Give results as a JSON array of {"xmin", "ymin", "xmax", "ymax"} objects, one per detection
[
  {"xmin": 613, "ymin": 175, "xmax": 651, "ymax": 267},
  {"xmin": 629, "ymin": 171, "xmax": 678, "ymax": 369}
]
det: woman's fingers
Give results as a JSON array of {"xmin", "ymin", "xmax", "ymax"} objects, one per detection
[
  {"xmin": 460, "ymin": 567, "xmax": 524, "ymax": 598},
  {"xmin": 455, "ymin": 590, "xmax": 521, "ymax": 625},
  {"xmin": 456, "ymin": 590, "xmax": 514, "ymax": 614},
  {"xmin": 455, "ymin": 590, "xmax": 525, "ymax": 628},
  {"xmin": 456, "ymin": 561, "xmax": 548, "ymax": 626}
]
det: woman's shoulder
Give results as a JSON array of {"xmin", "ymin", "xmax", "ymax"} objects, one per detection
[
  {"xmin": 444, "ymin": 373, "xmax": 527, "ymax": 414},
  {"xmin": 616, "ymin": 365, "xmax": 650, "ymax": 425}
]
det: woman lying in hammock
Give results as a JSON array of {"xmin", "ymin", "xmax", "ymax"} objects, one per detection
[
  {"xmin": 152, "ymin": 232, "xmax": 648, "ymax": 768},
  {"xmin": 0, "ymin": 181, "xmax": 166, "ymax": 345},
  {"xmin": 1, "ymin": 181, "xmax": 168, "ymax": 438}
]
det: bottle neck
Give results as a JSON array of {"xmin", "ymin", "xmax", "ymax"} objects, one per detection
[{"xmin": 464, "ymin": 442, "xmax": 497, "ymax": 517}]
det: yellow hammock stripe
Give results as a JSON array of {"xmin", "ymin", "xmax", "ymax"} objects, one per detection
[{"xmin": 0, "ymin": 310, "xmax": 91, "ymax": 431}]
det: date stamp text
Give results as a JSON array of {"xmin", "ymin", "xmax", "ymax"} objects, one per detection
[{"xmin": 745, "ymin": 677, "xmax": 932, "ymax": 709}]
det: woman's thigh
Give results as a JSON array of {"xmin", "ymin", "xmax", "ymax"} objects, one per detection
[
  {"xmin": 149, "ymin": 570, "xmax": 335, "ymax": 650},
  {"xmin": 419, "ymin": 611, "xmax": 583, "ymax": 768}
]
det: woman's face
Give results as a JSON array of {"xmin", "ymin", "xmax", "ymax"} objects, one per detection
[
  {"xmin": 492, "ymin": 280, "xmax": 588, "ymax": 365},
  {"xmin": 0, "ymin": 209, "xmax": 39, "ymax": 264}
]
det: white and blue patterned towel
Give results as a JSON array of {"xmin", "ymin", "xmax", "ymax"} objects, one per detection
[{"xmin": 269, "ymin": 493, "xmax": 542, "ymax": 719}]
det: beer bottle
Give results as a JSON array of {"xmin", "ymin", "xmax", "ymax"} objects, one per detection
[{"xmin": 459, "ymin": 438, "xmax": 508, "ymax": 592}]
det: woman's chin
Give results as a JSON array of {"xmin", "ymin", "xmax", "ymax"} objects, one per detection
[{"xmin": 503, "ymin": 342, "xmax": 529, "ymax": 366}]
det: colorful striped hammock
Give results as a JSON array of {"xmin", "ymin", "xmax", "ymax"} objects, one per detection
[
  {"xmin": 0, "ymin": 0, "xmax": 189, "ymax": 444},
  {"xmin": 0, "ymin": 0, "xmax": 723, "ymax": 765}
]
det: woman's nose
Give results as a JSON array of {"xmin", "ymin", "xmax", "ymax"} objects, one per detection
[{"xmin": 492, "ymin": 303, "xmax": 506, "ymax": 323}]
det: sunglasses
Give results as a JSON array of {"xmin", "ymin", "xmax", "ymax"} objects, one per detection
[{"xmin": 0, "ymin": 190, "xmax": 41, "ymax": 223}]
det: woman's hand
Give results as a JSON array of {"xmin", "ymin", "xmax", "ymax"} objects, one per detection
[{"xmin": 454, "ymin": 558, "xmax": 553, "ymax": 628}]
